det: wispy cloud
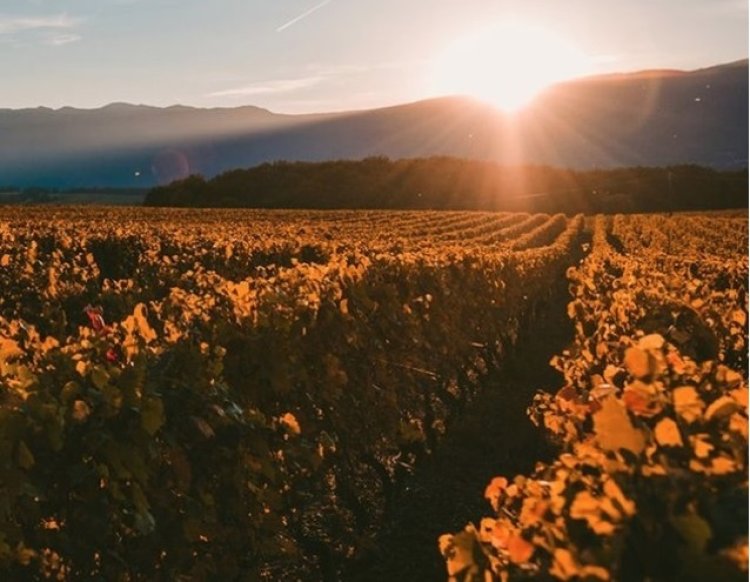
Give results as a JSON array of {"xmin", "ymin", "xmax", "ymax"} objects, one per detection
[
  {"xmin": 208, "ymin": 60, "xmax": 424, "ymax": 101},
  {"xmin": 46, "ymin": 33, "xmax": 82, "ymax": 46},
  {"xmin": 307, "ymin": 58, "xmax": 428, "ymax": 74},
  {"xmin": 276, "ymin": 0, "xmax": 331, "ymax": 32},
  {"xmin": 208, "ymin": 76, "xmax": 324, "ymax": 98},
  {"xmin": 0, "ymin": 14, "xmax": 80, "ymax": 35}
]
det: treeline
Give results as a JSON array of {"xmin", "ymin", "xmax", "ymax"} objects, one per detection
[
  {"xmin": 143, "ymin": 157, "xmax": 748, "ymax": 213},
  {"xmin": 0, "ymin": 187, "xmax": 146, "ymax": 195},
  {"xmin": 0, "ymin": 187, "xmax": 147, "ymax": 205}
]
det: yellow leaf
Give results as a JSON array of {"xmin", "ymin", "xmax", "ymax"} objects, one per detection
[
  {"xmin": 0, "ymin": 254, "xmax": 10, "ymax": 267},
  {"xmin": 507, "ymin": 534, "xmax": 535, "ymax": 564},
  {"xmin": 550, "ymin": 548, "xmax": 579, "ymax": 581},
  {"xmin": 477, "ymin": 518, "xmax": 496, "ymax": 544},
  {"xmin": 438, "ymin": 534, "xmax": 453, "ymax": 556},
  {"xmin": 519, "ymin": 497, "xmax": 549, "ymax": 527},
  {"xmin": 164, "ymin": 321, "xmax": 183, "ymax": 343},
  {"xmin": 704, "ymin": 396, "xmax": 739, "ymax": 421},
  {"xmin": 580, "ymin": 565, "xmax": 611, "ymax": 580},
  {"xmin": 593, "ymin": 396, "xmax": 646, "ymax": 455},
  {"xmin": 728, "ymin": 413, "xmax": 748, "ymax": 438},
  {"xmin": 689, "ymin": 455, "xmax": 738, "ymax": 475},
  {"xmin": 570, "ymin": 491, "xmax": 599, "ymax": 519},
  {"xmin": 339, "ymin": 298, "xmax": 349, "ymax": 315},
  {"xmin": 40, "ymin": 336, "xmax": 59, "ymax": 354},
  {"xmin": 638, "ymin": 334, "xmax": 665, "ymax": 351},
  {"xmin": 440, "ymin": 528, "xmax": 479, "ymax": 577},
  {"xmin": 570, "ymin": 491, "xmax": 616, "ymax": 536},
  {"xmin": 723, "ymin": 369, "xmax": 743, "ymax": 388},
  {"xmin": 484, "ymin": 476, "xmax": 508, "ymax": 510},
  {"xmin": 603, "ymin": 478, "xmax": 636, "ymax": 517},
  {"xmin": 279, "ymin": 412, "xmax": 301, "ymax": 435},
  {"xmin": 75, "ymin": 360, "xmax": 88, "ymax": 376},
  {"xmin": 720, "ymin": 540, "xmax": 749, "ymax": 570},
  {"xmin": 666, "ymin": 351, "xmax": 687, "ymax": 374},
  {"xmin": 641, "ymin": 464, "xmax": 668, "ymax": 477},
  {"xmin": 690, "ymin": 434, "xmax": 714, "ymax": 459},
  {"xmin": 673, "ymin": 386, "xmax": 704, "ymax": 423},
  {"xmin": 709, "ymin": 456, "xmax": 737, "ymax": 475},
  {"xmin": 729, "ymin": 386, "xmax": 748, "ymax": 408},
  {"xmin": 731, "ymin": 309, "xmax": 747, "ymax": 327},
  {"xmin": 15, "ymin": 543, "xmax": 36, "ymax": 566},
  {"xmin": 489, "ymin": 519, "xmax": 513, "ymax": 550},
  {"xmin": 624, "ymin": 347, "xmax": 650, "ymax": 378},
  {"xmin": 654, "ymin": 418, "xmax": 683, "ymax": 447},
  {"xmin": 603, "ymin": 365, "xmax": 620, "ymax": 383},
  {"xmin": 0, "ymin": 337, "xmax": 23, "ymax": 363},
  {"xmin": 72, "ymin": 400, "xmax": 91, "ymax": 422},
  {"xmin": 133, "ymin": 303, "xmax": 157, "ymax": 343},
  {"xmin": 623, "ymin": 381, "xmax": 663, "ymax": 417}
]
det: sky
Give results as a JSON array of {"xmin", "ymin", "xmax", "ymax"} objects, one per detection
[{"xmin": 0, "ymin": 0, "xmax": 747, "ymax": 113}]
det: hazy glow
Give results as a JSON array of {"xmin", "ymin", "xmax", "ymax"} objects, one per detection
[{"xmin": 429, "ymin": 23, "xmax": 593, "ymax": 111}]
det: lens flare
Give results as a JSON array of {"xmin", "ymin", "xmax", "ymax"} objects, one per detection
[{"xmin": 428, "ymin": 22, "xmax": 593, "ymax": 111}]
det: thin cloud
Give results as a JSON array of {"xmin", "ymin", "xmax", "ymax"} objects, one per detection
[
  {"xmin": 300, "ymin": 59, "xmax": 426, "ymax": 77},
  {"xmin": 0, "ymin": 14, "xmax": 80, "ymax": 35},
  {"xmin": 46, "ymin": 33, "xmax": 82, "ymax": 46},
  {"xmin": 208, "ymin": 60, "xmax": 424, "ymax": 101},
  {"xmin": 276, "ymin": 0, "xmax": 331, "ymax": 32},
  {"xmin": 208, "ymin": 76, "xmax": 324, "ymax": 98}
]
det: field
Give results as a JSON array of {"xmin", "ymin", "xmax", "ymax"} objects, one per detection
[{"xmin": 0, "ymin": 207, "xmax": 746, "ymax": 580}]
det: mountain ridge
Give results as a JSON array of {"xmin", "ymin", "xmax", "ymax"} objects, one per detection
[
  {"xmin": 0, "ymin": 59, "xmax": 746, "ymax": 188},
  {"xmin": 3, "ymin": 58, "xmax": 746, "ymax": 115}
]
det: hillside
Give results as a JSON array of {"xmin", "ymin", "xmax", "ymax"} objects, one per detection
[{"xmin": 1, "ymin": 60, "xmax": 747, "ymax": 189}]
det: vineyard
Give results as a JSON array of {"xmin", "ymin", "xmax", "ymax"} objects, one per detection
[
  {"xmin": 0, "ymin": 207, "xmax": 745, "ymax": 580},
  {"xmin": 440, "ymin": 212, "xmax": 748, "ymax": 581}
]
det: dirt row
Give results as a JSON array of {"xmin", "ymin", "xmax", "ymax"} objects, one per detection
[{"xmin": 341, "ymin": 262, "xmax": 579, "ymax": 581}]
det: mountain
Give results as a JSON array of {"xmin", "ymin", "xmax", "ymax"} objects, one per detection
[{"xmin": 1, "ymin": 60, "xmax": 746, "ymax": 188}]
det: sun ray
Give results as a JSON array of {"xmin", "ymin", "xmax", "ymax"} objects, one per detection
[{"xmin": 428, "ymin": 22, "xmax": 593, "ymax": 111}]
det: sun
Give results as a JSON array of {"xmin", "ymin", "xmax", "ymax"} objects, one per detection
[{"xmin": 428, "ymin": 22, "xmax": 592, "ymax": 111}]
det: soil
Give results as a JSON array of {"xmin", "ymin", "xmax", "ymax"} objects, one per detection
[{"xmin": 342, "ymin": 266, "xmax": 577, "ymax": 582}]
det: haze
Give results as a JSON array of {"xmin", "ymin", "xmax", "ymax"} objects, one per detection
[{"xmin": 1, "ymin": 0, "xmax": 747, "ymax": 113}]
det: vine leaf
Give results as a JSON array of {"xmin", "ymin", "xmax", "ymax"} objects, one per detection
[{"xmin": 593, "ymin": 395, "xmax": 646, "ymax": 455}]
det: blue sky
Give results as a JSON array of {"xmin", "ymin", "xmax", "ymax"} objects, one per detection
[{"xmin": 0, "ymin": 0, "xmax": 747, "ymax": 112}]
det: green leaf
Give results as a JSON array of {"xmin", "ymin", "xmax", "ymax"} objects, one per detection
[
  {"xmin": 90, "ymin": 366, "xmax": 110, "ymax": 391},
  {"xmin": 131, "ymin": 482, "xmax": 150, "ymax": 513},
  {"xmin": 141, "ymin": 397, "xmax": 165, "ymax": 436},
  {"xmin": 672, "ymin": 513, "xmax": 712, "ymax": 554},
  {"xmin": 60, "ymin": 381, "xmax": 80, "ymax": 403},
  {"xmin": 16, "ymin": 441, "xmax": 34, "ymax": 470},
  {"xmin": 134, "ymin": 510, "xmax": 156, "ymax": 536}
]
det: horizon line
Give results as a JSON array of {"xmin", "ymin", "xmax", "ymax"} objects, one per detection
[{"xmin": 1, "ymin": 56, "xmax": 746, "ymax": 115}]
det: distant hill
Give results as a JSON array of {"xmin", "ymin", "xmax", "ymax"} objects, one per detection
[{"xmin": 1, "ymin": 60, "xmax": 747, "ymax": 189}]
